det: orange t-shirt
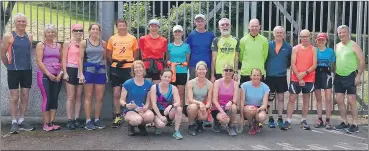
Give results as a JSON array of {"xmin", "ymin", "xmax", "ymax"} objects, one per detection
[
  {"xmin": 291, "ymin": 44, "xmax": 316, "ymax": 82},
  {"xmin": 107, "ymin": 33, "xmax": 138, "ymax": 68},
  {"xmin": 275, "ymin": 42, "xmax": 282, "ymax": 54},
  {"xmin": 138, "ymin": 35, "xmax": 167, "ymax": 70}
]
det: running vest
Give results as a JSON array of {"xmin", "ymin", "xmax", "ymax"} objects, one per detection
[
  {"xmin": 7, "ymin": 31, "xmax": 32, "ymax": 70},
  {"xmin": 217, "ymin": 79, "xmax": 234, "ymax": 108},
  {"xmin": 83, "ymin": 39, "xmax": 105, "ymax": 74},
  {"xmin": 335, "ymin": 40, "xmax": 358, "ymax": 76},
  {"xmin": 192, "ymin": 78, "xmax": 210, "ymax": 102},
  {"xmin": 67, "ymin": 41, "xmax": 80, "ymax": 68},
  {"xmin": 291, "ymin": 44, "xmax": 315, "ymax": 82},
  {"xmin": 38, "ymin": 42, "xmax": 61, "ymax": 75},
  {"xmin": 156, "ymin": 84, "xmax": 173, "ymax": 110}
]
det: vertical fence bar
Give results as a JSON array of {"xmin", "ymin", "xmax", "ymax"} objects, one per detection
[
  {"xmin": 175, "ymin": 1, "xmax": 178, "ymax": 24},
  {"xmin": 236, "ymin": 1, "xmax": 239, "ymax": 38},
  {"xmin": 152, "ymin": 1, "xmax": 155, "ymax": 18},
  {"xmin": 16, "ymin": 2, "xmax": 18, "ymax": 12},
  {"xmin": 342, "ymin": 2, "xmax": 345, "ymax": 25},
  {"xmin": 268, "ymin": 2, "xmax": 271, "ymax": 39},
  {"xmin": 63, "ymin": 2, "xmax": 65, "ymax": 41},
  {"xmin": 75, "ymin": 2, "xmax": 78, "ymax": 24},
  {"xmin": 290, "ymin": 1, "xmax": 294, "ymax": 46},
  {"xmin": 228, "ymin": 1, "xmax": 231, "ymax": 21},
  {"xmin": 167, "ymin": 1, "xmax": 170, "ymax": 42},
  {"xmin": 191, "ymin": 1, "xmax": 194, "ymax": 30},
  {"xmin": 183, "ymin": 1, "xmax": 186, "ymax": 38},
  {"xmin": 144, "ymin": 1, "xmax": 147, "ymax": 35},
  {"xmin": 243, "ymin": 2, "xmax": 247, "ymax": 33},
  {"xmin": 356, "ymin": 2, "xmax": 364, "ymax": 111},
  {"xmin": 206, "ymin": 1, "xmax": 209, "ymax": 29},
  {"xmin": 199, "ymin": 1, "xmax": 201, "ymax": 14},
  {"xmin": 320, "ymin": 2, "xmax": 323, "ymax": 32},
  {"xmin": 88, "ymin": 1, "xmax": 90, "ymax": 27},
  {"xmin": 160, "ymin": 1, "xmax": 162, "ymax": 34},
  {"xmin": 69, "ymin": 2, "xmax": 72, "ymax": 39},
  {"xmin": 327, "ymin": 2, "xmax": 331, "ymax": 46},
  {"xmin": 261, "ymin": 2, "xmax": 264, "ymax": 34},
  {"xmin": 276, "ymin": 2, "xmax": 279, "ymax": 26},
  {"xmin": 23, "ymin": 1, "xmax": 26, "ymax": 14},
  {"xmin": 129, "ymin": 2, "xmax": 132, "ymax": 31},
  {"xmin": 334, "ymin": 2, "xmax": 338, "ymax": 55},
  {"xmin": 312, "ymin": 1, "xmax": 316, "ymax": 36},
  {"xmin": 214, "ymin": 1, "xmax": 216, "ymax": 34},
  {"xmin": 10, "ymin": 2, "xmax": 13, "ymax": 32},
  {"xmin": 221, "ymin": 1, "xmax": 224, "ymax": 18},
  {"xmin": 305, "ymin": 1, "xmax": 309, "ymax": 29},
  {"xmin": 245, "ymin": 2, "xmax": 250, "ymax": 34},
  {"xmin": 56, "ymin": 3, "xmax": 59, "ymax": 41},
  {"xmin": 349, "ymin": 1, "xmax": 352, "ymax": 28},
  {"xmin": 82, "ymin": 1, "xmax": 84, "ymax": 39},
  {"xmin": 30, "ymin": 2, "xmax": 32, "ymax": 39},
  {"xmin": 283, "ymin": 1, "xmax": 287, "ymax": 31},
  {"xmin": 49, "ymin": 2, "xmax": 51, "ymax": 24},
  {"xmin": 298, "ymin": 1, "xmax": 301, "ymax": 41},
  {"xmin": 362, "ymin": 2, "xmax": 368, "ymax": 112},
  {"xmin": 137, "ymin": 1, "xmax": 140, "ymax": 38},
  {"xmin": 95, "ymin": 2, "xmax": 98, "ymax": 23}
]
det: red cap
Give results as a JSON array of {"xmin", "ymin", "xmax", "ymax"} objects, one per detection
[{"xmin": 316, "ymin": 33, "xmax": 328, "ymax": 40}]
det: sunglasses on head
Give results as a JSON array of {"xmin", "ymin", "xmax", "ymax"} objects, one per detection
[
  {"xmin": 73, "ymin": 29, "xmax": 84, "ymax": 33},
  {"xmin": 224, "ymin": 69, "xmax": 234, "ymax": 72}
]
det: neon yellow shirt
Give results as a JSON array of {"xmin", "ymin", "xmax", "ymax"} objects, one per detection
[{"xmin": 211, "ymin": 36, "xmax": 240, "ymax": 74}]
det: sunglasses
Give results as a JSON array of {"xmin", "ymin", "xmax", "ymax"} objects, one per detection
[
  {"xmin": 73, "ymin": 29, "xmax": 84, "ymax": 33},
  {"xmin": 224, "ymin": 69, "xmax": 234, "ymax": 72}
]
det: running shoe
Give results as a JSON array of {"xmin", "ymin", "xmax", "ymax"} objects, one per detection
[
  {"xmin": 10, "ymin": 123, "xmax": 19, "ymax": 134},
  {"xmin": 173, "ymin": 131, "xmax": 184, "ymax": 140},
  {"xmin": 18, "ymin": 122, "xmax": 34, "ymax": 131},
  {"xmin": 314, "ymin": 119, "xmax": 324, "ymax": 128},
  {"xmin": 112, "ymin": 116, "xmax": 122, "ymax": 128},
  {"xmin": 268, "ymin": 117, "xmax": 276, "ymax": 128},
  {"xmin": 43, "ymin": 123, "xmax": 54, "ymax": 132},
  {"xmin": 300, "ymin": 120, "xmax": 311, "ymax": 130}
]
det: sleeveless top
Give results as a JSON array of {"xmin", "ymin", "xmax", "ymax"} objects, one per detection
[
  {"xmin": 335, "ymin": 40, "xmax": 358, "ymax": 76},
  {"xmin": 156, "ymin": 84, "xmax": 173, "ymax": 110},
  {"xmin": 83, "ymin": 39, "xmax": 106, "ymax": 74},
  {"xmin": 218, "ymin": 79, "xmax": 234, "ymax": 107},
  {"xmin": 38, "ymin": 42, "xmax": 61, "ymax": 75},
  {"xmin": 290, "ymin": 44, "xmax": 316, "ymax": 82},
  {"xmin": 192, "ymin": 78, "xmax": 210, "ymax": 102},
  {"xmin": 67, "ymin": 41, "xmax": 80, "ymax": 68},
  {"xmin": 7, "ymin": 31, "xmax": 32, "ymax": 70}
]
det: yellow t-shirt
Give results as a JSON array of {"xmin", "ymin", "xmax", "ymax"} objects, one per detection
[{"xmin": 107, "ymin": 33, "xmax": 138, "ymax": 68}]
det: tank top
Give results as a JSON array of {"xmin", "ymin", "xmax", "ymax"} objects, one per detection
[
  {"xmin": 192, "ymin": 78, "xmax": 210, "ymax": 102},
  {"xmin": 84, "ymin": 38, "xmax": 105, "ymax": 64},
  {"xmin": 38, "ymin": 42, "xmax": 61, "ymax": 75},
  {"xmin": 155, "ymin": 84, "xmax": 173, "ymax": 110},
  {"xmin": 67, "ymin": 41, "xmax": 80, "ymax": 68},
  {"xmin": 335, "ymin": 40, "xmax": 358, "ymax": 76},
  {"xmin": 291, "ymin": 44, "xmax": 316, "ymax": 82},
  {"xmin": 212, "ymin": 79, "xmax": 234, "ymax": 110},
  {"xmin": 7, "ymin": 31, "xmax": 32, "ymax": 70}
]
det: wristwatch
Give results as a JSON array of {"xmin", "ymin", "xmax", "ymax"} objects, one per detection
[
  {"xmin": 305, "ymin": 70, "xmax": 309, "ymax": 74},
  {"xmin": 59, "ymin": 71, "xmax": 64, "ymax": 75}
]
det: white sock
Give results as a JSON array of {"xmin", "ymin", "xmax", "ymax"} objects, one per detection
[
  {"xmin": 287, "ymin": 118, "xmax": 291, "ymax": 123},
  {"xmin": 301, "ymin": 118, "xmax": 305, "ymax": 122},
  {"xmin": 95, "ymin": 118, "xmax": 99, "ymax": 122},
  {"xmin": 12, "ymin": 119, "xmax": 17, "ymax": 124},
  {"xmin": 86, "ymin": 119, "xmax": 91, "ymax": 123},
  {"xmin": 18, "ymin": 118, "xmax": 24, "ymax": 124}
]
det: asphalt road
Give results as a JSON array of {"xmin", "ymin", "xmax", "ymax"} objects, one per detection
[{"xmin": 1, "ymin": 115, "xmax": 368, "ymax": 150}]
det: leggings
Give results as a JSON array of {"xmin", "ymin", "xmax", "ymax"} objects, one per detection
[{"xmin": 37, "ymin": 72, "xmax": 62, "ymax": 112}]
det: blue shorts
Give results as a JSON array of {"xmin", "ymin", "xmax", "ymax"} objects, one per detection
[{"xmin": 83, "ymin": 62, "xmax": 107, "ymax": 84}]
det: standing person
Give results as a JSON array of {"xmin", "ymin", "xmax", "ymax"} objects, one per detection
[
  {"xmin": 1, "ymin": 13, "xmax": 35, "ymax": 134},
  {"xmin": 78, "ymin": 24, "xmax": 108, "ymax": 130},
  {"xmin": 285, "ymin": 29, "xmax": 317, "ymax": 130},
  {"xmin": 313, "ymin": 33, "xmax": 335, "ymax": 129},
  {"xmin": 186, "ymin": 14, "xmax": 215, "ymax": 128},
  {"xmin": 120, "ymin": 60, "xmax": 155, "ymax": 136},
  {"xmin": 150, "ymin": 69, "xmax": 184, "ymax": 140},
  {"xmin": 184, "ymin": 61, "xmax": 213, "ymax": 136},
  {"xmin": 62, "ymin": 24, "xmax": 84, "ymax": 130},
  {"xmin": 334, "ymin": 25, "xmax": 365, "ymax": 133},
  {"xmin": 211, "ymin": 18, "xmax": 240, "ymax": 81},
  {"xmin": 139, "ymin": 19, "xmax": 167, "ymax": 84},
  {"xmin": 239, "ymin": 68, "xmax": 270, "ymax": 135},
  {"xmin": 35, "ymin": 24, "xmax": 63, "ymax": 131},
  {"xmin": 167, "ymin": 25, "xmax": 190, "ymax": 106},
  {"xmin": 107, "ymin": 19, "xmax": 139, "ymax": 128},
  {"xmin": 211, "ymin": 64, "xmax": 239, "ymax": 136},
  {"xmin": 264, "ymin": 26, "xmax": 292, "ymax": 129}
]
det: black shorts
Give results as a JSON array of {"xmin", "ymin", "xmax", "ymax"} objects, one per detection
[
  {"xmin": 7, "ymin": 70, "xmax": 32, "ymax": 89},
  {"xmin": 151, "ymin": 109, "xmax": 172, "ymax": 122},
  {"xmin": 183, "ymin": 105, "xmax": 189, "ymax": 117},
  {"xmin": 265, "ymin": 76, "xmax": 288, "ymax": 93},
  {"xmin": 240, "ymin": 75, "xmax": 265, "ymax": 87},
  {"xmin": 171, "ymin": 73, "xmax": 187, "ymax": 86},
  {"xmin": 122, "ymin": 108, "xmax": 139, "ymax": 115},
  {"xmin": 289, "ymin": 81, "xmax": 315, "ymax": 94},
  {"xmin": 315, "ymin": 71, "xmax": 333, "ymax": 89},
  {"xmin": 145, "ymin": 70, "xmax": 161, "ymax": 80},
  {"xmin": 215, "ymin": 74, "xmax": 222, "ymax": 80},
  {"xmin": 65, "ymin": 67, "xmax": 82, "ymax": 85},
  {"xmin": 334, "ymin": 71, "xmax": 357, "ymax": 94},
  {"xmin": 110, "ymin": 67, "xmax": 131, "ymax": 87}
]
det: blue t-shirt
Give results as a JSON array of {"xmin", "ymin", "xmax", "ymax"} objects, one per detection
[
  {"xmin": 316, "ymin": 47, "xmax": 336, "ymax": 67},
  {"xmin": 241, "ymin": 81, "xmax": 270, "ymax": 106},
  {"xmin": 122, "ymin": 79, "xmax": 152, "ymax": 107},
  {"xmin": 185, "ymin": 30, "xmax": 215, "ymax": 67},
  {"xmin": 168, "ymin": 42, "xmax": 191, "ymax": 73}
]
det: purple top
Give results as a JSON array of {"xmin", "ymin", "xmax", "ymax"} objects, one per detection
[
  {"xmin": 212, "ymin": 79, "xmax": 234, "ymax": 110},
  {"xmin": 38, "ymin": 42, "xmax": 61, "ymax": 75}
]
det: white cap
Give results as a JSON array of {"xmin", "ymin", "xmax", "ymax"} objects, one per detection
[
  {"xmin": 195, "ymin": 14, "xmax": 206, "ymax": 20},
  {"xmin": 148, "ymin": 19, "xmax": 160, "ymax": 26},
  {"xmin": 172, "ymin": 25, "xmax": 183, "ymax": 32}
]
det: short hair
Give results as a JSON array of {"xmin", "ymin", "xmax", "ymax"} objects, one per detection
[
  {"xmin": 13, "ymin": 13, "xmax": 27, "ymax": 24},
  {"xmin": 44, "ymin": 24, "xmax": 57, "ymax": 36},
  {"xmin": 196, "ymin": 61, "xmax": 208, "ymax": 70},
  {"xmin": 251, "ymin": 68, "xmax": 262, "ymax": 75},
  {"xmin": 273, "ymin": 26, "xmax": 285, "ymax": 36},
  {"xmin": 115, "ymin": 18, "xmax": 127, "ymax": 27},
  {"xmin": 337, "ymin": 25, "xmax": 351, "ymax": 35},
  {"xmin": 130, "ymin": 60, "xmax": 146, "ymax": 77},
  {"xmin": 88, "ymin": 24, "xmax": 101, "ymax": 31}
]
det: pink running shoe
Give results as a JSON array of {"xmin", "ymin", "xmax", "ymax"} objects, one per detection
[
  {"xmin": 255, "ymin": 123, "xmax": 261, "ymax": 133},
  {"xmin": 43, "ymin": 123, "xmax": 54, "ymax": 132},
  {"xmin": 51, "ymin": 122, "xmax": 61, "ymax": 130},
  {"xmin": 248, "ymin": 126, "xmax": 256, "ymax": 135}
]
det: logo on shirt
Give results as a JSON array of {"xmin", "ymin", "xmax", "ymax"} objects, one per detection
[
  {"xmin": 119, "ymin": 47, "xmax": 126, "ymax": 54},
  {"xmin": 220, "ymin": 42, "xmax": 234, "ymax": 54}
]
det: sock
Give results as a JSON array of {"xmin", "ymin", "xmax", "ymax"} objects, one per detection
[
  {"xmin": 301, "ymin": 118, "xmax": 305, "ymax": 122},
  {"xmin": 326, "ymin": 118, "xmax": 330, "ymax": 122},
  {"xmin": 12, "ymin": 119, "xmax": 17, "ymax": 124},
  {"xmin": 116, "ymin": 114, "xmax": 121, "ymax": 118},
  {"xmin": 18, "ymin": 118, "xmax": 24, "ymax": 124},
  {"xmin": 86, "ymin": 119, "xmax": 91, "ymax": 123},
  {"xmin": 287, "ymin": 118, "xmax": 291, "ymax": 123},
  {"xmin": 318, "ymin": 117, "xmax": 323, "ymax": 122},
  {"xmin": 278, "ymin": 115, "xmax": 283, "ymax": 120},
  {"xmin": 269, "ymin": 116, "xmax": 273, "ymax": 119},
  {"xmin": 95, "ymin": 118, "xmax": 100, "ymax": 122}
]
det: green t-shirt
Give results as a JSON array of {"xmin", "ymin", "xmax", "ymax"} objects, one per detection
[
  {"xmin": 239, "ymin": 33, "xmax": 269, "ymax": 75},
  {"xmin": 211, "ymin": 36, "xmax": 240, "ymax": 74}
]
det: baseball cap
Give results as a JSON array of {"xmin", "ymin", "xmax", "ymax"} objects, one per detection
[
  {"xmin": 172, "ymin": 25, "xmax": 183, "ymax": 32},
  {"xmin": 316, "ymin": 33, "xmax": 328, "ymax": 40},
  {"xmin": 195, "ymin": 14, "xmax": 206, "ymax": 20},
  {"xmin": 148, "ymin": 19, "xmax": 160, "ymax": 26}
]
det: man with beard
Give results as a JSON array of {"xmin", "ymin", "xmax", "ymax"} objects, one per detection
[{"xmin": 211, "ymin": 18, "xmax": 240, "ymax": 81}]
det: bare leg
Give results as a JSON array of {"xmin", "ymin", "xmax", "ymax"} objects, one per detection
[
  {"xmin": 94, "ymin": 84, "xmax": 106, "ymax": 119},
  {"xmin": 19, "ymin": 88, "xmax": 30, "ymax": 118},
  {"xmin": 74, "ymin": 85, "xmax": 83, "ymax": 119},
  {"xmin": 83, "ymin": 84, "xmax": 94, "ymax": 121},
  {"xmin": 335, "ymin": 93, "xmax": 347, "ymax": 123},
  {"xmin": 9, "ymin": 90, "xmax": 19, "ymax": 122}
]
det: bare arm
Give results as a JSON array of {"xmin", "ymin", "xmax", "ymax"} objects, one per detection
[
  {"xmin": 259, "ymin": 92, "xmax": 270, "ymax": 111},
  {"xmin": 172, "ymin": 86, "xmax": 181, "ymax": 107},
  {"xmin": 35, "ymin": 43, "xmax": 52, "ymax": 76},
  {"xmin": 240, "ymin": 87, "xmax": 245, "ymax": 120},
  {"xmin": 353, "ymin": 42, "xmax": 365, "ymax": 76},
  {"xmin": 232, "ymin": 81, "xmax": 240, "ymax": 105},
  {"xmin": 119, "ymin": 87, "xmax": 129, "ymax": 107},
  {"xmin": 61, "ymin": 42, "xmax": 70, "ymax": 73},
  {"xmin": 1, "ymin": 34, "xmax": 11, "ymax": 66},
  {"xmin": 78, "ymin": 40, "xmax": 86, "ymax": 77},
  {"xmin": 234, "ymin": 52, "xmax": 239, "ymax": 71},
  {"xmin": 205, "ymin": 82, "xmax": 214, "ymax": 109},
  {"xmin": 150, "ymin": 85, "xmax": 162, "ymax": 116},
  {"xmin": 306, "ymin": 47, "xmax": 318, "ymax": 73},
  {"xmin": 211, "ymin": 51, "xmax": 217, "ymax": 77},
  {"xmin": 290, "ymin": 47, "xmax": 299, "ymax": 76},
  {"xmin": 212, "ymin": 80, "xmax": 224, "ymax": 112}
]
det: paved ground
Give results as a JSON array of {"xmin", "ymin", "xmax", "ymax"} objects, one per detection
[{"xmin": 1, "ymin": 115, "xmax": 368, "ymax": 150}]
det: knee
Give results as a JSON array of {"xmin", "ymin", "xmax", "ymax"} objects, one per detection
[
  {"xmin": 231, "ymin": 104, "xmax": 237, "ymax": 112},
  {"xmin": 142, "ymin": 111, "xmax": 155, "ymax": 123},
  {"xmin": 130, "ymin": 117, "xmax": 143, "ymax": 126},
  {"xmin": 156, "ymin": 121, "xmax": 166, "ymax": 128},
  {"xmin": 187, "ymin": 104, "xmax": 199, "ymax": 114},
  {"xmin": 176, "ymin": 107, "xmax": 183, "ymax": 114},
  {"xmin": 257, "ymin": 112, "xmax": 267, "ymax": 122}
]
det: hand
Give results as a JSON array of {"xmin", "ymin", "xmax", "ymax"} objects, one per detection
[
  {"xmin": 63, "ymin": 73, "xmax": 69, "ymax": 81},
  {"xmin": 55, "ymin": 73, "xmax": 62, "ymax": 82},
  {"xmin": 297, "ymin": 72, "xmax": 306, "ymax": 80},
  {"xmin": 173, "ymin": 103, "xmax": 179, "ymax": 108},
  {"xmin": 211, "ymin": 75, "xmax": 216, "ymax": 83},
  {"xmin": 47, "ymin": 73, "xmax": 57, "ymax": 81},
  {"xmin": 159, "ymin": 115, "xmax": 167, "ymax": 123},
  {"xmin": 199, "ymin": 102, "xmax": 206, "ymax": 111},
  {"xmin": 225, "ymin": 101, "xmax": 233, "ymax": 110},
  {"xmin": 181, "ymin": 62, "xmax": 188, "ymax": 67},
  {"xmin": 126, "ymin": 103, "xmax": 137, "ymax": 110},
  {"xmin": 139, "ymin": 106, "xmax": 148, "ymax": 112},
  {"xmin": 79, "ymin": 74, "xmax": 85, "ymax": 83},
  {"xmin": 258, "ymin": 106, "xmax": 266, "ymax": 113},
  {"xmin": 299, "ymin": 80, "xmax": 305, "ymax": 86},
  {"xmin": 106, "ymin": 74, "xmax": 109, "ymax": 83},
  {"xmin": 355, "ymin": 75, "xmax": 362, "ymax": 86},
  {"xmin": 233, "ymin": 73, "xmax": 239, "ymax": 81}
]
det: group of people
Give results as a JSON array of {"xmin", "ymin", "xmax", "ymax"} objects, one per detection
[{"xmin": 1, "ymin": 13, "xmax": 364, "ymax": 140}]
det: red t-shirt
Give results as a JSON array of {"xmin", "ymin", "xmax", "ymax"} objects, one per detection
[{"xmin": 138, "ymin": 35, "xmax": 168, "ymax": 70}]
